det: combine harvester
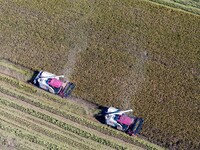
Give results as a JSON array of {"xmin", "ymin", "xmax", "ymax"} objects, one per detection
[
  {"xmin": 33, "ymin": 71, "xmax": 75, "ymax": 98},
  {"xmin": 105, "ymin": 107, "xmax": 144, "ymax": 136}
]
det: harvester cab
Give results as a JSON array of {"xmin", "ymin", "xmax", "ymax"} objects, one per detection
[{"xmin": 105, "ymin": 107, "xmax": 144, "ymax": 136}]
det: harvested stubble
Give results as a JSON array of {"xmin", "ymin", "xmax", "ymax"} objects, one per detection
[
  {"xmin": 0, "ymin": 109, "xmax": 95, "ymax": 150},
  {"xmin": 0, "ymin": 97, "xmax": 127, "ymax": 150}
]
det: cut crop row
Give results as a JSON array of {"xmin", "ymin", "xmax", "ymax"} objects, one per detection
[
  {"xmin": 0, "ymin": 97, "xmax": 127, "ymax": 150},
  {"xmin": 0, "ymin": 108, "xmax": 89, "ymax": 149},
  {"xmin": 0, "ymin": 85, "xmax": 146, "ymax": 149},
  {"xmin": 0, "ymin": 108, "xmax": 95, "ymax": 150},
  {"xmin": 0, "ymin": 84, "xmax": 86, "ymax": 117},
  {"xmin": 0, "ymin": 74, "xmax": 36, "ymax": 93},
  {"xmin": 24, "ymin": 116, "xmax": 108, "ymax": 150},
  {"xmin": 0, "ymin": 130, "xmax": 33, "ymax": 150},
  {"xmin": 0, "ymin": 103, "xmax": 107, "ymax": 150},
  {"xmin": 0, "ymin": 85, "xmax": 156, "ymax": 150},
  {"xmin": 24, "ymin": 116, "xmax": 87, "ymax": 144},
  {"xmin": 148, "ymin": 0, "xmax": 200, "ymax": 15},
  {"xmin": 0, "ymin": 121, "xmax": 62, "ymax": 150}
]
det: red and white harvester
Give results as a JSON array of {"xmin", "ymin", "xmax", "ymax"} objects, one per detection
[
  {"xmin": 33, "ymin": 71, "xmax": 75, "ymax": 98},
  {"xmin": 105, "ymin": 107, "xmax": 144, "ymax": 136}
]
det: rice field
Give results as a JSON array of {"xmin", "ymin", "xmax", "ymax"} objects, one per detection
[{"xmin": 0, "ymin": 0, "xmax": 199, "ymax": 149}]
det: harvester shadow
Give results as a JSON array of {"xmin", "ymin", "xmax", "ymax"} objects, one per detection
[
  {"xmin": 93, "ymin": 106, "xmax": 108, "ymax": 124},
  {"xmin": 28, "ymin": 70, "xmax": 40, "ymax": 84}
]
